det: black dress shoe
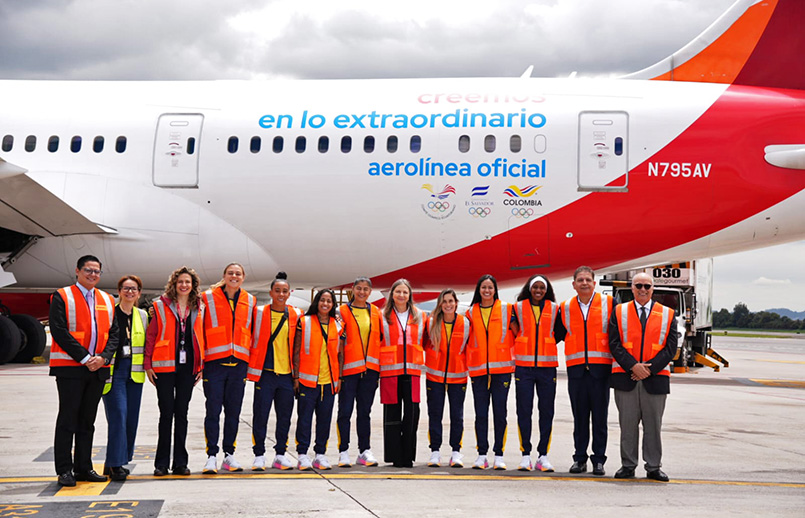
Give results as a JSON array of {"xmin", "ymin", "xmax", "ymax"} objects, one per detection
[
  {"xmin": 104, "ymin": 466, "xmax": 131, "ymax": 476},
  {"xmin": 569, "ymin": 461, "xmax": 587, "ymax": 474},
  {"xmin": 647, "ymin": 469, "xmax": 669, "ymax": 482},
  {"xmin": 74, "ymin": 469, "xmax": 107, "ymax": 482},
  {"xmin": 57, "ymin": 472, "xmax": 76, "ymax": 487},
  {"xmin": 153, "ymin": 466, "xmax": 169, "ymax": 477},
  {"xmin": 593, "ymin": 462, "xmax": 605, "ymax": 476},
  {"xmin": 109, "ymin": 467, "xmax": 127, "ymax": 481},
  {"xmin": 614, "ymin": 466, "xmax": 636, "ymax": 479},
  {"xmin": 173, "ymin": 466, "xmax": 191, "ymax": 476}
]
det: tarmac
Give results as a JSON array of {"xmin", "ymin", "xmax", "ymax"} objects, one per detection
[{"xmin": 1, "ymin": 334, "xmax": 803, "ymax": 517}]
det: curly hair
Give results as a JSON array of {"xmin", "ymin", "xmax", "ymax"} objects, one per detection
[{"xmin": 164, "ymin": 266, "xmax": 202, "ymax": 309}]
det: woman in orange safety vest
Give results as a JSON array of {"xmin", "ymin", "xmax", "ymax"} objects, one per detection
[
  {"xmin": 144, "ymin": 266, "xmax": 205, "ymax": 477},
  {"xmin": 424, "ymin": 288, "xmax": 470, "ymax": 468},
  {"xmin": 512, "ymin": 275, "xmax": 566, "ymax": 473},
  {"xmin": 292, "ymin": 289, "xmax": 343, "ymax": 470},
  {"xmin": 465, "ymin": 274, "xmax": 516, "ymax": 470},
  {"xmin": 380, "ymin": 278, "xmax": 426, "ymax": 468}
]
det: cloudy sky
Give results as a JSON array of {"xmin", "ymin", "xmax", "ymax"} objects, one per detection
[{"xmin": 1, "ymin": 0, "xmax": 801, "ymax": 311}]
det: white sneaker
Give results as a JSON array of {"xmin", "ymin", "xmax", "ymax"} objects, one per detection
[
  {"xmin": 472, "ymin": 455, "xmax": 488, "ymax": 470},
  {"xmin": 202, "ymin": 455, "xmax": 217, "ymax": 474},
  {"xmin": 313, "ymin": 454, "xmax": 332, "ymax": 470},
  {"xmin": 252, "ymin": 455, "xmax": 266, "ymax": 471},
  {"xmin": 536, "ymin": 454, "xmax": 555, "ymax": 473},
  {"xmin": 357, "ymin": 450, "xmax": 378, "ymax": 467},
  {"xmin": 298, "ymin": 454, "xmax": 313, "ymax": 471},
  {"xmin": 338, "ymin": 451, "xmax": 352, "ymax": 468},
  {"xmin": 272, "ymin": 453, "xmax": 294, "ymax": 470},
  {"xmin": 518, "ymin": 455, "xmax": 533, "ymax": 471},
  {"xmin": 221, "ymin": 453, "xmax": 243, "ymax": 472},
  {"xmin": 449, "ymin": 452, "xmax": 464, "ymax": 468},
  {"xmin": 493, "ymin": 455, "xmax": 507, "ymax": 470},
  {"xmin": 428, "ymin": 451, "xmax": 441, "ymax": 467}
]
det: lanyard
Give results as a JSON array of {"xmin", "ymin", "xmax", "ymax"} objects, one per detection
[{"xmin": 177, "ymin": 304, "xmax": 190, "ymax": 343}]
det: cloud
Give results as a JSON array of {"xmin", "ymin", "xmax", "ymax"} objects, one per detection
[{"xmin": 752, "ymin": 277, "xmax": 792, "ymax": 286}]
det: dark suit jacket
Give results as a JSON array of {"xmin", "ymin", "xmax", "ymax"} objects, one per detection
[
  {"xmin": 49, "ymin": 288, "xmax": 119, "ymax": 380},
  {"xmin": 608, "ymin": 301, "xmax": 677, "ymax": 394}
]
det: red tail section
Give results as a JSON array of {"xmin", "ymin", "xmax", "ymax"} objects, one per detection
[{"xmin": 626, "ymin": 0, "xmax": 805, "ymax": 90}]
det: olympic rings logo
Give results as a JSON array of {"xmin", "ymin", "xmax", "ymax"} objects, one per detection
[
  {"xmin": 428, "ymin": 201, "xmax": 450, "ymax": 212},
  {"xmin": 469, "ymin": 207, "xmax": 491, "ymax": 218},
  {"xmin": 511, "ymin": 208, "xmax": 534, "ymax": 218}
]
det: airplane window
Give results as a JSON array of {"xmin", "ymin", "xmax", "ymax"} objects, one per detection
[
  {"xmin": 71, "ymin": 136, "xmax": 82, "ymax": 152},
  {"xmin": 387, "ymin": 136, "xmax": 398, "ymax": 153},
  {"xmin": 318, "ymin": 136, "xmax": 329, "ymax": 153},
  {"xmin": 187, "ymin": 137, "xmax": 195, "ymax": 155},
  {"xmin": 228, "ymin": 136, "xmax": 239, "ymax": 153},
  {"xmin": 295, "ymin": 136, "xmax": 306, "ymax": 153},
  {"xmin": 510, "ymin": 135, "xmax": 522, "ymax": 153},
  {"xmin": 25, "ymin": 135, "xmax": 36, "ymax": 152},
  {"xmin": 250, "ymin": 136, "xmax": 261, "ymax": 153},
  {"xmin": 273, "ymin": 136, "xmax": 283, "ymax": 153},
  {"xmin": 1, "ymin": 135, "xmax": 12, "ymax": 152},
  {"xmin": 93, "ymin": 136, "xmax": 104, "ymax": 153},
  {"xmin": 484, "ymin": 135, "xmax": 496, "ymax": 152},
  {"xmin": 458, "ymin": 135, "xmax": 470, "ymax": 153},
  {"xmin": 410, "ymin": 135, "xmax": 421, "ymax": 153},
  {"xmin": 116, "ymin": 136, "xmax": 127, "ymax": 153},
  {"xmin": 48, "ymin": 136, "xmax": 59, "ymax": 152},
  {"xmin": 341, "ymin": 136, "xmax": 352, "ymax": 153},
  {"xmin": 364, "ymin": 136, "xmax": 375, "ymax": 153},
  {"xmin": 534, "ymin": 134, "xmax": 547, "ymax": 153}
]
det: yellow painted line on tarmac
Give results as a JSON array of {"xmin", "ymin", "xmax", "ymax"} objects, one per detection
[
  {"xmin": 3, "ymin": 472, "xmax": 804, "ymax": 489},
  {"xmin": 753, "ymin": 359, "xmax": 805, "ymax": 365},
  {"xmin": 749, "ymin": 379, "xmax": 805, "ymax": 388}
]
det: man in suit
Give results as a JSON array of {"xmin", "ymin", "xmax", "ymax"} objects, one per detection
[
  {"xmin": 49, "ymin": 255, "xmax": 119, "ymax": 486},
  {"xmin": 608, "ymin": 272, "xmax": 678, "ymax": 482}
]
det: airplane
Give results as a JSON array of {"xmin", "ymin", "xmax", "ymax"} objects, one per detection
[{"xmin": 1, "ymin": 0, "xmax": 803, "ymax": 361}]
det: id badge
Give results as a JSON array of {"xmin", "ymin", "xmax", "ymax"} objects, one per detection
[
  {"xmin": 122, "ymin": 345, "xmax": 131, "ymax": 358},
  {"xmin": 179, "ymin": 349, "xmax": 187, "ymax": 364}
]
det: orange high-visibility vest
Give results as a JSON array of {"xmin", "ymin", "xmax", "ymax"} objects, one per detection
[
  {"xmin": 465, "ymin": 300, "xmax": 515, "ymax": 377},
  {"xmin": 613, "ymin": 302, "xmax": 673, "ymax": 377},
  {"xmin": 297, "ymin": 315, "xmax": 341, "ymax": 392},
  {"xmin": 514, "ymin": 299, "xmax": 559, "ymax": 367},
  {"xmin": 50, "ymin": 285, "xmax": 115, "ymax": 368},
  {"xmin": 559, "ymin": 293, "xmax": 613, "ymax": 367},
  {"xmin": 202, "ymin": 288, "xmax": 256, "ymax": 363},
  {"xmin": 150, "ymin": 299, "xmax": 205, "ymax": 373},
  {"xmin": 339, "ymin": 303, "xmax": 382, "ymax": 376},
  {"xmin": 247, "ymin": 305, "xmax": 301, "ymax": 382},
  {"xmin": 424, "ymin": 314, "xmax": 470, "ymax": 384},
  {"xmin": 379, "ymin": 310, "xmax": 427, "ymax": 378}
]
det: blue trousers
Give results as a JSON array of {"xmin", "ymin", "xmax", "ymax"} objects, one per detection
[
  {"xmin": 252, "ymin": 371, "xmax": 294, "ymax": 456},
  {"xmin": 203, "ymin": 360, "xmax": 248, "ymax": 456},
  {"xmin": 337, "ymin": 369, "xmax": 379, "ymax": 453},
  {"xmin": 470, "ymin": 373, "xmax": 511, "ymax": 456},
  {"xmin": 514, "ymin": 366, "xmax": 556, "ymax": 456},
  {"xmin": 102, "ymin": 357, "xmax": 143, "ymax": 467},
  {"xmin": 426, "ymin": 379, "xmax": 466, "ymax": 452},
  {"xmin": 568, "ymin": 369, "xmax": 610, "ymax": 465},
  {"xmin": 296, "ymin": 384, "xmax": 335, "ymax": 455}
]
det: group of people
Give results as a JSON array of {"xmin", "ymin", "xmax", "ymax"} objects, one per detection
[{"xmin": 49, "ymin": 255, "xmax": 677, "ymax": 488}]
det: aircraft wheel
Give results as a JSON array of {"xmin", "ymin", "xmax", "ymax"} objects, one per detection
[
  {"xmin": 0, "ymin": 314, "xmax": 23, "ymax": 364},
  {"xmin": 10, "ymin": 314, "xmax": 47, "ymax": 363}
]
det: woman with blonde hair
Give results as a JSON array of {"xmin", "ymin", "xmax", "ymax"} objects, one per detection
[
  {"xmin": 380, "ymin": 279, "xmax": 427, "ymax": 467},
  {"xmin": 424, "ymin": 289, "xmax": 470, "ymax": 468},
  {"xmin": 144, "ymin": 266, "xmax": 205, "ymax": 476}
]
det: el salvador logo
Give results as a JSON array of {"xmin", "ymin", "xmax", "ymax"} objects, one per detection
[
  {"xmin": 503, "ymin": 185, "xmax": 541, "ymax": 198},
  {"xmin": 471, "ymin": 186, "xmax": 490, "ymax": 197}
]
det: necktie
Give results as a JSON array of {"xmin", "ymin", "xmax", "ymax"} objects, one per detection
[
  {"xmin": 640, "ymin": 307, "xmax": 648, "ymax": 328},
  {"xmin": 85, "ymin": 290, "xmax": 97, "ymax": 354}
]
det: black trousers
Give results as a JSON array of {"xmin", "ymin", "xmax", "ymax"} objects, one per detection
[
  {"xmin": 426, "ymin": 379, "xmax": 466, "ymax": 452},
  {"xmin": 54, "ymin": 372, "xmax": 105, "ymax": 475},
  {"xmin": 337, "ymin": 369, "xmax": 379, "ymax": 453},
  {"xmin": 383, "ymin": 375, "xmax": 419, "ymax": 467},
  {"xmin": 568, "ymin": 369, "xmax": 610, "ymax": 465},
  {"xmin": 154, "ymin": 368, "xmax": 195, "ymax": 469}
]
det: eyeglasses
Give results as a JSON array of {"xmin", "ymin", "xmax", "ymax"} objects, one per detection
[
  {"xmin": 633, "ymin": 283, "xmax": 653, "ymax": 290},
  {"xmin": 120, "ymin": 286, "xmax": 140, "ymax": 292},
  {"xmin": 82, "ymin": 268, "xmax": 102, "ymax": 275}
]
